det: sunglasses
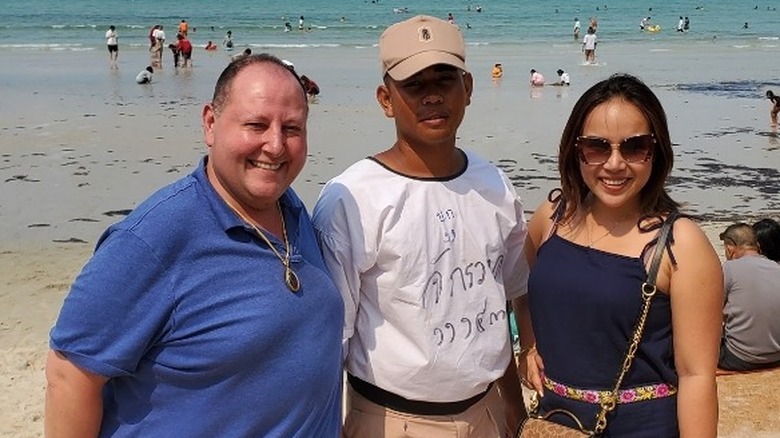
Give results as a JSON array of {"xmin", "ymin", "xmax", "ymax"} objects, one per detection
[{"xmin": 576, "ymin": 133, "xmax": 656, "ymax": 165}]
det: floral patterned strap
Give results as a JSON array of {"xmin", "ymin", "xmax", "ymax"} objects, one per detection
[{"xmin": 544, "ymin": 375, "xmax": 677, "ymax": 404}]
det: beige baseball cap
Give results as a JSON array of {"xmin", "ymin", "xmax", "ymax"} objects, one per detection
[{"xmin": 380, "ymin": 15, "xmax": 467, "ymax": 81}]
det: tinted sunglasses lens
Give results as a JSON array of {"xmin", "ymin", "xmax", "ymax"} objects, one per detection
[
  {"xmin": 622, "ymin": 135, "xmax": 654, "ymax": 162},
  {"xmin": 578, "ymin": 138, "xmax": 611, "ymax": 164}
]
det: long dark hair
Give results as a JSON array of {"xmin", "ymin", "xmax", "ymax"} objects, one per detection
[{"xmin": 558, "ymin": 73, "xmax": 679, "ymax": 222}]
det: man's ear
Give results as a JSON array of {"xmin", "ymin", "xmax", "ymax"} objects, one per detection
[
  {"xmin": 376, "ymin": 84, "xmax": 394, "ymax": 118},
  {"xmin": 202, "ymin": 103, "xmax": 216, "ymax": 148},
  {"xmin": 463, "ymin": 72, "xmax": 474, "ymax": 106}
]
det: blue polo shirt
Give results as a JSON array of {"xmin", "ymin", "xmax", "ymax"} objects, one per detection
[{"xmin": 50, "ymin": 157, "xmax": 344, "ymax": 437}]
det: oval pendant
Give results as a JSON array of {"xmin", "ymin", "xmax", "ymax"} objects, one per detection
[{"xmin": 285, "ymin": 268, "xmax": 301, "ymax": 292}]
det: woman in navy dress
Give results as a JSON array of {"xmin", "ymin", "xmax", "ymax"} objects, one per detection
[{"xmin": 514, "ymin": 74, "xmax": 722, "ymax": 437}]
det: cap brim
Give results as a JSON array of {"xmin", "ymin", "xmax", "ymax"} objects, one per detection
[{"xmin": 386, "ymin": 51, "xmax": 466, "ymax": 81}]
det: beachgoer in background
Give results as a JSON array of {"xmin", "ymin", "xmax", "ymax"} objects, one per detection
[
  {"xmin": 677, "ymin": 16, "xmax": 685, "ymax": 32},
  {"xmin": 573, "ymin": 17, "xmax": 581, "ymax": 40},
  {"xmin": 313, "ymin": 14, "xmax": 529, "ymax": 438},
  {"xmin": 744, "ymin": 22, "xmax": 749, "ymax": 29},
  {"xmin": 223, "ymin": 30, "xmax": 234, "ymax": 50},
  {"xmin": 135, "ymin": 65, "xmax": 153, "ymax": 84},
  {"xmin": 530, "ymin": 68, "xmax": 545, "ymax": 86},
  {"xmin": 45, "ymin": 53, "xmax": 344, "ymax": 437},
  {"xmin": 152, "ymin": 25, "xmax": 165, "ymax": 67},
  {"xmin": 168, "ymin": 41, "xmax": 180, "ymax": 69},
  {"xmin": 284, "ymin": 21, "xmax": 292, "ymax": 32},
  {"xmin": 447, "ymin": 12, "xmax": 455, "ymax": 24},
  {"xmin": 582, "ymin": 26, "xmax": 597, "ymax": 63},
  {"xmin": 640, "ymin": 16, "xmax": 651, "ymax": 31},
  {"xmin": 718, "ymin": 223, "xmax": 780, "ymax": 372},
  {"xmin": 300, "ymin": 74, "xmax": 320, "ymax": 99},
  {"xmin": 105, "ymin": 25, "xmax": 118, "ymax": 68},
  {"xmin": 231, "ymin": 47, "xmax": 252, "ymax": 61},
  {"xmin": 178, "ymin": 19, "xmax": 188, "ymax": 36},
  {"xmin": 148, "ymin": 25, "xmax": 157, "ymax": 50},
  {"xmin": 684, "ymin": 16, "xmax": 690, "ymax": 31},
  {"xmin": 298, "ymin": 16, "xmax": 305, "ymax": 30},
  {"xmin": 178, "ymin": 33, "xmax": 193, "ymax": 67},
  {"xmin": 205, "ymin": 40, "xmax": 217, "ymax": 51},
  {"xmin": 517, "ymin": 73, "xmax": 721, "ymax": 436},
  {"xmin": 754, "ymin": 218, "xmax": 780, "ymax": 262},
  {"xmin": 554, "ymin": 68, "xmax": 570, "ymax": 85},
  {"xmin": 492, "ymin": 62, "xmax": 503, "ymax": 79},
  {"xmin": 589, "ymin": 16, "xmax": 598, "ymax": 32},
  {"xmin": 767, "ymin": 90, "xmax": 780, "ymax": 126}
]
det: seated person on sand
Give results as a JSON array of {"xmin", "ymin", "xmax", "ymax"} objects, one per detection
[
  {"xmin": 491, "ymin": 62, "xmax": 503, "ymax": 79},
  {"xmin": 300, "ymin": 75, "xmax": 320, "ymax": 100},
  {"xmin": 549, "ymin": 68, "xmax": 570, "ymax": 86},
  {"xmin": 718, "ymin": 223, "xmax": 780, "ymax": 372},
  {"xmin": 754, "ymin": 218, "xmax": 780, "ymax": 262},
  {"xmin": 135, "ymin": 66, "xmax": 153, "ymax": 84},
  {"xmin": 529, "ymin": 68, "xmax": 544, "ymax": 86},
  {"xmin": 205, "ymin": 40, "xmax": 217, "ymax": 51}
]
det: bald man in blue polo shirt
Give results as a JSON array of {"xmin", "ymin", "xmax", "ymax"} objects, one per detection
[{"xmin": 45, "ymin": 54, "xmax": 344, "ymax": 437}]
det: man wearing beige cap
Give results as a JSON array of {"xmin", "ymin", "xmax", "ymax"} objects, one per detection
[{"xmin": 313, "ymin": 14, "xmax": 528, "ymax": 437}]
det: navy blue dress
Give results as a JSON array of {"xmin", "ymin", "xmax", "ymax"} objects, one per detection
[{"xmin": 528, "ymin": 234, "xmax": 679, "ymax": 437}]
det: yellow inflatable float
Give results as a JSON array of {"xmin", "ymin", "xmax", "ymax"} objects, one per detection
[{"xmin": 646, "ymin": 24, "xmax": 661, "ymax": 32}]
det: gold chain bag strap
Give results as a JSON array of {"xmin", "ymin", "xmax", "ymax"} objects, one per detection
[{"xmin": 517, "ymin": 211, "xmax": 679, "ymax": 438}]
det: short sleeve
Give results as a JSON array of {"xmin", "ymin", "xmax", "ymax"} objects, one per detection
[{"xmin": 50, "ymin": 229, "xmax": 174, "ymax": 378}]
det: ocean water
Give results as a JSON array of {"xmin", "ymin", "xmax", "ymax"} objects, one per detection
[
  {"xmin": 1, "ymin": 0, "xmax": 779, "ymax": 235},
  {"xmin": 1, "ymin": 0, "xmax": 778, "ymax": 51}
]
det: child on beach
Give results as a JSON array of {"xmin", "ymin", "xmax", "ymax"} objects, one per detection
[
  {"xmin": 135, "ymin": 65, "xmax": 153, "ymax": 84},
  {"xmin": 582, "ymin": 26, "xmax": 597, "ymax": 64},
  {"xmin": 529, "ymin": 68, "xmax": 545, "ymax": 86},
  {"xmin": 767, "ymin": 90, "xmax": 780, "ymax": 126},
  {"xmin": 491, "ymin": 62, "xmax": 503, "ymax": 79}
]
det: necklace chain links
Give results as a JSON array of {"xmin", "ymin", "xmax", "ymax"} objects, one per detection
[
  {"xmin": 585, "ymin": 213, "xmax": 635, "ymax": 248},
  {"xmin": 225, "ymin": 200, "xmax": 301, "ymax": 292}
]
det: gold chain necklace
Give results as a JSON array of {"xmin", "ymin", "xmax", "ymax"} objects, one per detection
[
  {"xmin": 586, "ymin": 213, "xmax": 635, "ymax": 248},
  {"xmin": 225, "ymin": 200, "xmax": 300, "ymax": 292}
]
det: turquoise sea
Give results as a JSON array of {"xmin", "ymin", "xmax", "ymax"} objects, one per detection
[{"xmin": 1, "ymin": 0, "xmax": 778, "ymax": 51}]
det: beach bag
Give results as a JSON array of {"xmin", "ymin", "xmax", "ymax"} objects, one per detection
[
  {"xmin": 516, "ymin": 210, "xmax": 679, "ymax": 438},
  {"xmin": 517, "ymin": 410, "xmax": 593, "ymax": 437}
]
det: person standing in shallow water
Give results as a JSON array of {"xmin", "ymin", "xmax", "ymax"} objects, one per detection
[
  {"xmin": 767, "ymin": 90, "xmax": 780, "ymax": 126},
  {"xmin": 105, "ymin": 25, "xmax": 118, "ymax": 68},
  {"xmin": 516, "ymin": 73, "xmax": 722, "ymax": 436},
  {"xmin": 582, "ymin": 26, "xmax": 597, "ymax": 64}
]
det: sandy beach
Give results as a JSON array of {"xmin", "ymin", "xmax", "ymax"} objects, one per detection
[{"xmin": 1, "ymin": 40, "xmax": 779, "ymax": 437}]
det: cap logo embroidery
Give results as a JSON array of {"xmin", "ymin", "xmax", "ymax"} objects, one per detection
[{"xmin": 418, "ymin": 26, "xmax": 432, "ymax": 42}]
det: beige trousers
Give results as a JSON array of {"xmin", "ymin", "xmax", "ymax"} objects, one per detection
[{"xmin": 343, "ymin": 383, "xmax": 509, "ymax": 438}]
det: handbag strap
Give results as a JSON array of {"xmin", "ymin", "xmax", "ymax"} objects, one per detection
[{"xmin": 593, "ymin": 210, "xmax": 679, "ymax": 434}]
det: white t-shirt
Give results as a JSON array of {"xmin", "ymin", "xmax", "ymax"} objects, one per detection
[
  {"xmin": 105, "ymin": 29, "xmax": 118, "ymax": 46},
  {"xmin": 312, "ymin": 150, "xmax": 529, "ymax": 402},
  {"xmin": 559, "ymin": 72, "xmax": 570, "ymax": 85},
  {"xmin": 583, "ymin": 33, "xmax": 597, "ymax": 50},
  {"xmin": 135, "ymin": 70, "xmax": 152, "ymax": 84},
  {"xmin": 530, "ymin": 71, "xmax": 545, "ymax": 86},
  {"xmin": 152, "ymin": 28, "xmax": 165, "ymax": 43}
]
